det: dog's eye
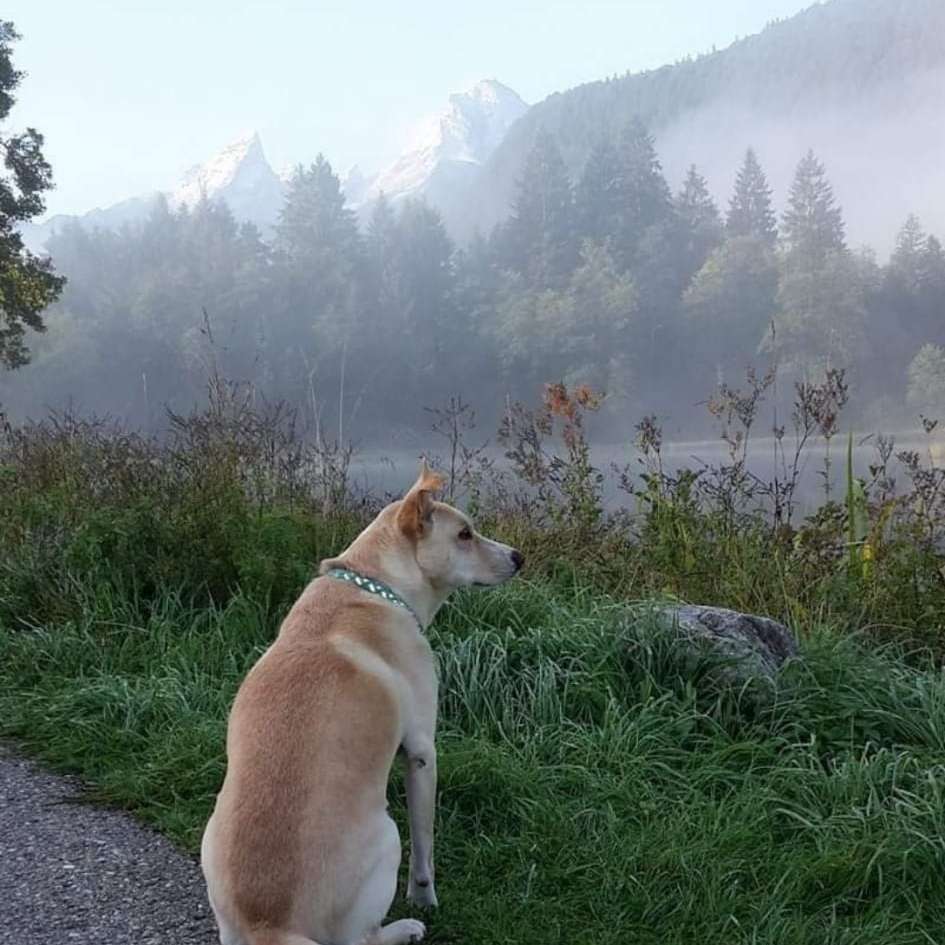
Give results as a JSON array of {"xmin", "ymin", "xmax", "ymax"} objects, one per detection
[{"xmin": 458, "ymin": 526, "xmax": 473, "ymax": 541}]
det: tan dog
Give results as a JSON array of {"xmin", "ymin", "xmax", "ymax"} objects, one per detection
[{"xmin": 201, "ymin": 463, "xmax": 523, "ymax": 945}]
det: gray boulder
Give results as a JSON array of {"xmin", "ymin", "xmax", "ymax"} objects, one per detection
[{"xmin": 655, "ymin": 605, "xmax": 799, "ymax": 685}]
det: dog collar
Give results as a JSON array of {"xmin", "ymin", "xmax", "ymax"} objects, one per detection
[{"xmin": 324, "ymin": 567, "xmax": 425, "ymax": 632}]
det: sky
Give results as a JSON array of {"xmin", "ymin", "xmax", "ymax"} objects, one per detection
[{"xmin": 7, "ymin": 0, "xmax": 816, "ymax": 217}]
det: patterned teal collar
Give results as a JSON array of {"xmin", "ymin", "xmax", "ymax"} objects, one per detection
[{"xmin": 324, "ymin": 567, "xmax": 425, "ymax": 632}]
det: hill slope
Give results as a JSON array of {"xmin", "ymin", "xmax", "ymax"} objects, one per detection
[{"xmin": 464, "ymin": 0, "xmax": 945, "ymax": 250}]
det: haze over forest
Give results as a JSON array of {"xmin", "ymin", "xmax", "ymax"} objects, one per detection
[{"xmin": 4, "ymin": 0, "xmax": 945, "ymax": 445}]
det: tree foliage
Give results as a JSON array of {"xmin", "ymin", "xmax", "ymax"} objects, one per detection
[
  {"xmin": 726, "ymin": 149, "xmax": 777, "ymax": 245},
  {"xmin": 4, "ymin": 118, "xmax": 945, "ymax": 436},
  {"xmin": 0, "ymin": 21, "xmax": 64, "ymax": 369}
]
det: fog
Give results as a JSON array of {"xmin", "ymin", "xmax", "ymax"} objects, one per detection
[
  {"xmin": 3, "ymin": 0, "xmax": 945, "ymax": 467},
  {"xmin": 658, "ymin": 65, "xmax": 945, "ymax": 256}
]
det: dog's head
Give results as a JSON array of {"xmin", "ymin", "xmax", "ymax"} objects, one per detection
[{"xmin": 393, "ymin": 461, "xmax": 523, "ymax": 591}]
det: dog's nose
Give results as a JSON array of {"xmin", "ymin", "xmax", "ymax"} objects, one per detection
[{"xmin": 510, "ymin": 549, "xmax": 524, "ymax": 572}]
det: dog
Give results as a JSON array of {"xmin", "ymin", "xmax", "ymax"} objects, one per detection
[{"xmin": 201, "ymin": 461, "xmax": 523, "ymax": 945}]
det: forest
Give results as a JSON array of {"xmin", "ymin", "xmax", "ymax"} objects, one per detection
[{"xmin": 4, "ymin": 117, "xmax": 944, "ymax": 442}]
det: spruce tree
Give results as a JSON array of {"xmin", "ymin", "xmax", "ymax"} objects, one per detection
[
  {"xmin": 394, "ymin": 199, "xmax": 455, "ymax": 360},
  {"xmin": 890, "ymin": 214, "xmax": 927, "ymax": 289},
  {"xmin": 358, "ymin": 193, "xmax": 400, "ymax": 369},
  {"xmin": 675, "ymin": 165, "xmax": 723, "ymax": 279},
  {"xmin": 775, "ymin": 155, "xmax": 860, "ymax": 369},
  {"xmin": 726, "ymin": 148, "xmax": 777, "ymax": 245},
  {"xmin": 0, "ymin": 21, "xmax": 65, "ymax": 369},
  {"xmin": 916, "ymin": 234, "xmax": 945, "ymax": 344},
  {"xmin": 919, "ymin": 235, "xmax": 945, "ymax": 297},
  {"xmin": 575, "ymin": 136, "xmax": 621, "ymax": 244},
  {"xmin": 505, "ymin": 129, "xmax": 576, "ymax": 288},
  {"xmin": 616, "ymin": 117, "xmax": 672, "ymax": 266},
  {"xmin": 276, "ymin": 155, "xmax": 359, "ymax": 262},
  {"xmin": 781, "ymin": 150, "xmax": 846, "ymax": 261},
  {"xmin": 273, "ymin": 155, "xmax": 363, "ymax": 377},
  {"xmin": 366, "ymin": 193, "xmax": 398, "ymax": 306}
]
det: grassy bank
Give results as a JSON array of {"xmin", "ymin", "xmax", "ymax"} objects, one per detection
[
  {"xmin": 2, "ymin": 579, "xmax": 945, "ymax": 943},
  {"xmin": 1, "ymin": 391, "xmax": 945, "ymax": 942}
]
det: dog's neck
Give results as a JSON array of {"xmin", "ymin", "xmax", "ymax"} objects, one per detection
[{"xmin": 333, "ymin": 526, "xmax": 449, "ymax": 632}]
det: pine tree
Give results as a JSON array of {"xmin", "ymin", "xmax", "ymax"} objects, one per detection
[
  {"xmin": 919, "ymin": 235, "xmax": 945, "ymax": 297},
  {"xmin": 890, "ymin": 214, "xmax": 927, "ymax": 289},
  {"xmin": 916, "ymin": 234, "xmax": 945, "ymax": 345},
  {"xmin": 781, "ymin": 150, "xmax": 846, "ymax": 261},
  {"xmin": 505, "ymin": 129, "xmax": 576, "ymax": 288},
  {"xmin": 273, "ymin": 155, "xmax": 363, "ymax": 382},
  {"xmin": 575, "ymin": 136, "xmax": 621, "ymax": 244},
  {"xmin": 615, "ymin": 117, "xmax": 672, "ymax": 266},
  {"xmin": 367, "ymin": 193, "xmax": 397, "ymax": 256},
  {"xmin": 0, "ymin": 21, "xmax": 65, "ymax": 368},
  {"xmin": 675, "ymin": 165, "xmax": 723, "ymax": 280},
  {"xmin": 726, "ymin": 148, "xmax": 777, "ymax": 245},
  {"xmin": 276, "ymin": 155, "xmax": 360, "ymax": 262},
  {"xmin": 774, "ymin": 153, "xmax": 860, "ymax": 370},
  {"xmin": 394, "ymin": 199, "xmax": 455, "ymax": 361},
  {"xmin": 678, "ymin": 166, "xmax": 720, "ymax": 232},
  {"xmin": 366, "ymin": 193, "xmax": 398, "ymax": 311}
]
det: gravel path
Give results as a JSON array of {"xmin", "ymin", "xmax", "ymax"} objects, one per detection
[{"xmin": 0, "ymin": 744, "xmax": 218, "ymax": 944}]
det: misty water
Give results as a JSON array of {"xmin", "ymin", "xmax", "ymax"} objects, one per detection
[{"xmin": 347, "ymin": 433, "xmax": 943, "ymax": 513}]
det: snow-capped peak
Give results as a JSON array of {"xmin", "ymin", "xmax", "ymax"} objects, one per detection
[
  {"xmin": 171, "ymin": 131, "xmax": 272, "ymax": 208},
  {"xmin": 366, "ymin": 79, "xmax": 528, "ymax": 203}
]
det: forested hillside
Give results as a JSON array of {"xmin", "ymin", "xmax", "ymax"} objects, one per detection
[
  {"xmin": 3, "ymin": 128, "xmax": 943, "ymax": 440},
  {"xmin": 466, "ymin": 0, "xmax": 945, "ymax": 248}
]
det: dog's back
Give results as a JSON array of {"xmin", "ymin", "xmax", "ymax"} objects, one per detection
[{"xmin": 202, "ymin": 579, "xmax": 418, "ymax": 944}]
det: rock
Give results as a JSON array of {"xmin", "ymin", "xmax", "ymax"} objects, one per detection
[{"xmin": 655, "ymin": 604, "xmax": 799, "ymax": 685}]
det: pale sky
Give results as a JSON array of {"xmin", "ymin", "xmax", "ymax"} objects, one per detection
[{"xmin": 7, "ymin": 0, "xmax": 816, "ymax": 217}]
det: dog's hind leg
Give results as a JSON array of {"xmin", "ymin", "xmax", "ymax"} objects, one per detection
[{"xmin": 346, "ymin": 815, "xmax": 426, "ymax": 945}]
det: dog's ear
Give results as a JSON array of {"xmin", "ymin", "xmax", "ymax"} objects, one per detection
[{"xmin": 397, "ymin": 459, "xmax": 445, "ymax": 539}]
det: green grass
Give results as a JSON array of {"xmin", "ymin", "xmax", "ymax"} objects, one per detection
[
  {"xmin": 1, "ymin": 409, "xmax": 944, "ymax": 942},
  {"xmin": 3, "ymin": 575, "xmax": 945, "ymax": 944}
]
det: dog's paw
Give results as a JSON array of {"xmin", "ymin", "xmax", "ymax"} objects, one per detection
[
  {"xmin": 388, "ymin": 917, "xmax": 426, "ymax": 943},
  {"xmin": 407, "ymin": 879, "xmax": 438, "ymax": 909}
]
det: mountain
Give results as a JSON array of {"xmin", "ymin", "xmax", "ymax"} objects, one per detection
[
  {"xmin": 20, "ymin": 191, "xmax": 162, "ymax": 255},
  {"xmin": 22, "ymin": 80, "xmax": 528, "ymax": 254},
  {"xmin": 463, "ymin": 0, "xmax": 945, "ymax": 250},
  {"xmin": 169, "ymin": 131, "xmax": 283, "ymax": 226},
  {"xmin": 22, "ymin": 132, "xmax": 283, "ymax": 254},
  {"xmin": 353, "ymin": 79, "xmax": 528, "ymax": 230}
]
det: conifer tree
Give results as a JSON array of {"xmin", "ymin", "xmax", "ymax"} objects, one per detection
[
  {"xmin": 675, "ymin": 165, "xmax": 723, "ymax": 279},
  {"xmin": 919, "ymin": 235, "xmax": 945, "ymax": 298},
  {"xmin": 394, "ymin": 199, "xmax": 455, "ymax": 349},
  {"xmin": 274, "ymin": 155, "xmax": 363, "ymax": 376},
  {"xmin": 775, "ymin": 153, "xmax": 861, "ymax": 369},
  {"xmin": 0, "ymin": 21, "xmax": 65, "ymax": 368},
  {"xmin": 359, "ymin": 193, "xmax": 400, "ymax": 363},
  {"xmin": 725, "ymin": 148, "xmax": 777, "ymax": 245},
  {"xmin": 575, "ymin": 136, "xmax": 621, "ymax": 244},
  {"xmin": 276, "ymin": 155, "xmax": 360, "ymax": 262},
  {"xmin": 366, "ymin": 193, "xmax": 398, "ymax": 305},
  {"xmin": 781, "ymin": 150, "xmax": 845, "ymax": 261},
  {"xmin": 890, "ymin": 214, "xmax": 927, "ymax": 289},
  {"xmin": 615, "ymin": 117, "xmax": 672, "ymax": 265},
  {"xmin": 915, "ymin": 233, "xmax": 945, "ymax": 344},
  {"xmin": 505, "ymin": 129, "xmax": 576, "ymax": 287}
]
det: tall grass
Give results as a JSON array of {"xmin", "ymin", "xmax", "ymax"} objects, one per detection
[
  {"xmin": 1, "ymin": 383, "xmax": 944, "ymax": 942},
  {"xmin": 2, "ymin": 580, "xmax": 945, "ymax": 943}
]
